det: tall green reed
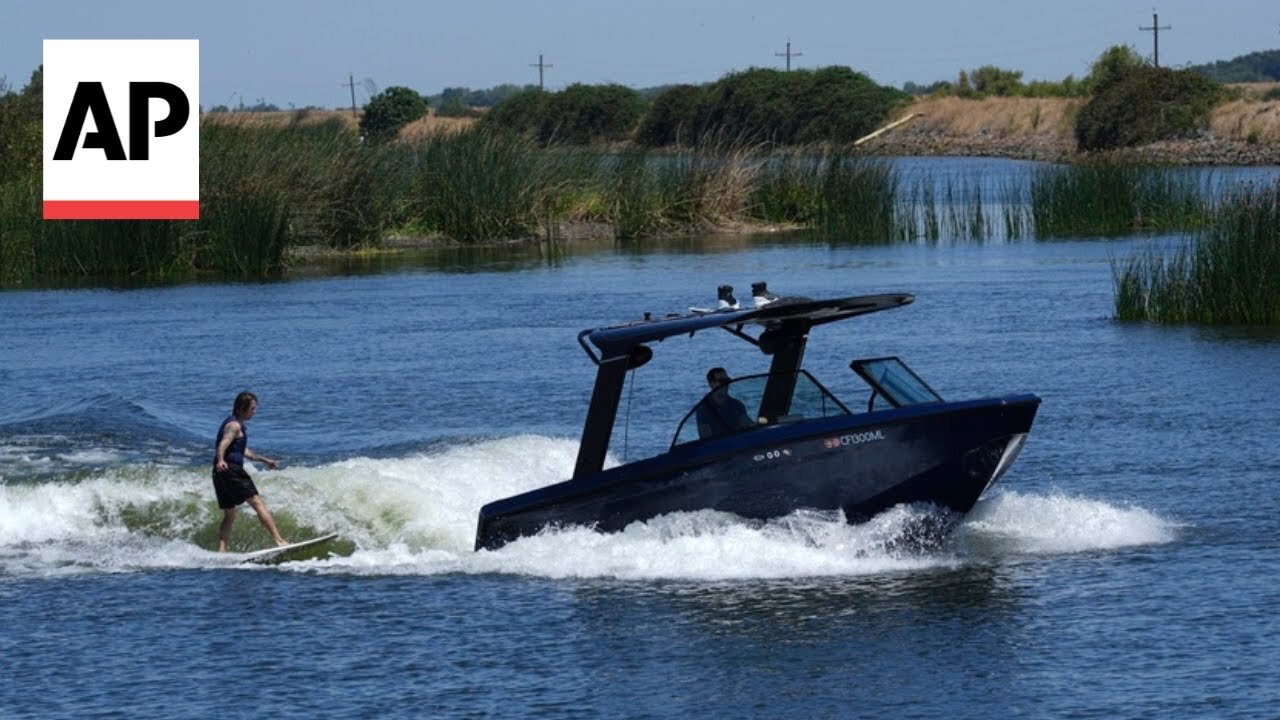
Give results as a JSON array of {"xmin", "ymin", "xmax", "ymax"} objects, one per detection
[
  {"xmin": 1031, "ymin": 161, "xmax": 1209, "ymax": 237},
  {"xmin": 1114, "ymin": 180, "xmax": 1280, "ymax": 325},
  {"xmin": 411, "ymin": 128, "xmax": 584, "ymax": 242},
  {"xmin": 816, "ymin": 155, "xmax": 896, "ymax": 243},
  {"xmin": 0, "ymin": 178, "xmax": 191, "ymax": 282},
  {"xmin": 750, "ymin": 147, "xmax": 823, "ymax": 225}
]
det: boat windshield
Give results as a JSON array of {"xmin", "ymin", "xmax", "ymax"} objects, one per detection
[
  {"xmin": 850, "ymin": 356, "xmax": 944, "ymax": 410},
  {"xmin": 671, "ymin": 371, "xmax": 850, "ymax": 447}
]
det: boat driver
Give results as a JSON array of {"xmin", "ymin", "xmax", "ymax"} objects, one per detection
[{"xmin": 696, "ymin": 367, "xmax": 757, "ymax": 439}]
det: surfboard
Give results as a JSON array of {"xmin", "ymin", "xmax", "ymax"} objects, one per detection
[{"xmin": 240, "ymin": 532, "xmax": 339, "ymax": 564}]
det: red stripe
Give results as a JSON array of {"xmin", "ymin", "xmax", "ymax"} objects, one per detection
[{"xmin": 43, "ymin": 200, "xmax": 200, "ymax": 220}]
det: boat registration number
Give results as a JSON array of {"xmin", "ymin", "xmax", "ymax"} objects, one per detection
[{"xmin": 823, "ymin": 429, "xmax": 885, "ymax": 449}]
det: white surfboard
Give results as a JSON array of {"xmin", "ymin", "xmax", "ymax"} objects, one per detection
[{"xmin": 240, "ymin": 532, "xmax": 339, "ymax": 564}]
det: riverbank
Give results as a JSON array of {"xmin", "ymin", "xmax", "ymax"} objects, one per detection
[
  {"xmin": 209, "ymin": 91, "xmax": 1280, "ymax": 166},
  {"xmin": 862, "ymin": 95, "xmax": 1280, "ymax": 165}
]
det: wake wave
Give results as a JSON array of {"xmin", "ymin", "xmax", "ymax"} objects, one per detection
[{"xmin": 0, "ymin": 435, "xmax": 1177, "ymax": 579}]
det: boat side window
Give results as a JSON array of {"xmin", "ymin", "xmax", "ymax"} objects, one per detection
[{"xmin": 850, "ymin": 357, "xmax": 943, "ymax": 409}]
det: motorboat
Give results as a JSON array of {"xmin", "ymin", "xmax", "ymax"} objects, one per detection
[{"xmin": 475, "ymin": 289, "xmax": 1040, "ymax": 550}]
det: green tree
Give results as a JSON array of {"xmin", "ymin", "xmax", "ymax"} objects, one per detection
[
  {"xmin": 704, "ymin": 68, "xmax": 799, "ymax": 143},
  {"xmin": 969, "ymin": 66, "xmax": 1025, "ymax": 97},
  {"xmin": 1085, "ymin": 45, "xmax": 1148, "ymax": 93},
  {"xmin": 0, "ymin": 66, "xmax": 43, "ymax": 183},
  {"xmin": 537, "ymin": 83, "xmax": 647, "ymax": 145},
  {"xmin": 478, "ymin": 89, "xmax": 550, "ymax": 137},
  {"xmin": 1076, "ymin": 65, "xmax": 1222, "ymax": 151},
  {"xmin": 793, "ymin": 66, "xmax": 910, "ymax": 143},
  {"xmin": 359, "ymin": 86, "xmax": 428, "ymax": 143},
  {"xmin": 635, "ymin": 84, "xmax": 712, "ymax": 146}
]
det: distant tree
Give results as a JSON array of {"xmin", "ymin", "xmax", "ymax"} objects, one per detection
[
  {"xmin": 537, "ymin": 83, "xmax": 647, "ymax": 145},
  {"xmin": 969, "ymin": 66, "xmax": 1025, "ymax": 97},
  {"xmin": 360, "ymin": 86, "xmax": 428, "ymax": 142},
  {"xmin": 635, "ymin": 83, "xmax": 712, "ymax": 146},
  {"xmin": 1189, "ymin": 49, "xmax": 1280, "ymax": 83},
  {"xmin": 1076, "ymin": 65, "xmax": 1222, "ymax": 151},
  {"xmin": 1084, "ymin": 45, "xmax": 1149, "ymax": 93},
  {"xmin": 638, "ymin": 66, "xmax": 907, "ymax": 146},
  {"xmin": 436, "ymin": 95, "xmax": 477, "ymax": 118},
  {"xmin": 0, "ymin": 66, "xmax": 42, "ymax": 182},
  {"xmin": 793, "ymin": 66, "xmax": 911, "ymax": 143},
  {"xmin": 704, "ymin": 68, "xmax": 801, "ymax": 142},
  {"xmin": 479, "ymin": 89, "xmax": 550, "ymax": 136},
  {"xmin": 902, "ymin": 80, "xmax": 951, "ymax": 95},
  {"xmin": 953, "ymin": 70, "xmax": 976, "ymax": 98}
]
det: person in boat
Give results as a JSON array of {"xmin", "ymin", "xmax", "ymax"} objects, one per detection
[
  {"xmin": 696, "ymin": 367, "xmax": 757, "ymax": 439},
  {"xmin": 212, "ymin": 391, "xmax": 288, "ymax": 552}
]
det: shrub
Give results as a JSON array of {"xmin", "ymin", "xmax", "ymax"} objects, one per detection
[
  {"xmin": 793, "ymin": 66, "xmax": 910, "ymax": 143},
  {"xmin": 635, "ymin": 84, "xmax": 712, "ymax": 147},
  {"xmin": 0, "ymin": 66, "xmax": 42, "ymax": 183},
  {"xmin": 1075, "ymin": 66, "xmax": 1223, "ymax": 151},
  {"xmin": 1084, "ymin": 45, "xmax": 1148, "ymax": 94},
  {"xmin": 359, "ymin": 86, "xmax": 428, "ymax": 143},
  {"xmin": 478, "ymin": 89, "xmax": 551, "ymax": 137},
  {"xmin": 969, "ymin": 66, "xmax": 1025, "ymax": 97},
  {"xmin": 537, "ymin": 83, "xmax": 647, "ymax": 145}
]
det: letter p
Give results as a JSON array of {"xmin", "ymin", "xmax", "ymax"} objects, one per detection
[{"xmin": 129, "ymin": 81, "xmax": 189, "ymax": 161}]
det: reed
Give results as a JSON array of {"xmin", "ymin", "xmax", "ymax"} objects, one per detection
[
  {"xmin": 0, "ymin": 179, "xmax": 40, "ymax": 284},
  {"xmin": 1114, "ymin": 181, "xmax": 1280, "ymax": 325},
  {"xmin": 410, "ymin": 127, "xmax": 570, "ymax": 242},
  {"xmin": 816, "ymin": 155, "xmax": 897, "ymax": 243},
  {"xmin": 0, "ymin": 178, "xmax": 192, "ymax": 281},
  {"xmin": 194, "ymin": 191, "xmax": 290, "ymax": 276},
  {"xmin": 1030, "ymin": 161, "xmax": 1209, "ymax": 237},
  {"xmin": 603, "ymin": 148, "xmax": 672, "ymax": 238},
  {"xmin": 201, "ymin": 119, "xmax": 389, "ymax": 248},
  {"xmin": 750, "ymin": 147, "xmax": 823, "ymax": 225},
  {"xmin": 603, "ymin": 138, "xmax": 765, "ymax": 238}
]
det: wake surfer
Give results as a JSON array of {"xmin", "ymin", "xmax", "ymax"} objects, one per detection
[{"xmin": 213, "ymin": 391, "xmax": 288, "ymax": 551}]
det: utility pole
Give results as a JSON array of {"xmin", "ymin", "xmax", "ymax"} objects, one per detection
[
  {"xmin": 343, "ymin": 73, "xmax": 358, "ymax": 118},
  {"xmin": 530, "ymin": 53, "xmax": 553, "ymax": 89},
  {"xmin": 775, "ymin": 40, "xmax": 802, "ymax": 71},
  {"xmin": 1139, "ymin": 10, "xmax": 1171, "ymax": 67}
]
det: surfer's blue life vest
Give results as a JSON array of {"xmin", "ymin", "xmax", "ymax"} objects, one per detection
[{"xmin": 216, "ymin": 415, "xmax": 247, "ymax": 467}]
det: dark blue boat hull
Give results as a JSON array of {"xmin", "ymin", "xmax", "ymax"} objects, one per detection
[{"xmin": 475, "ymin": 394, "xmax": 1040, "ymax": 550}]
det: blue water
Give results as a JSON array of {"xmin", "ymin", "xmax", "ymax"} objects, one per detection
[{"xmin": 3, "ymin": 172, "xmax": 1280, "ymax": 717}]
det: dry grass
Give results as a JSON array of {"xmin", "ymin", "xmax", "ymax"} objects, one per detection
[
  {"xmin": 1210, "ymin": 99, "xmax": 1280, "ymax": 143},
  {"xmin": 201, "ymin": 109, "xmax": 359, "ymax": 131},
  {"xmin": 903, "ymin": 96, "xmax": 1083, "ymax": 138},
  {"xmin": 895, "ymin": 95, "xmax": 1280, "ymax": 153},
  {"xmin": 203, "ymin": 108, "xmax": 478, "ymax": 140},
  {"xmin": 398, "ymin": 112, "xmax": 478, "ymax": 140},
  {"xmin": 1226, "ymin": 82, "xmax": 1280, "ymax": 99}
]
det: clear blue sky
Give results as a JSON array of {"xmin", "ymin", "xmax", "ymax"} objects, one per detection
[{"xmin": 3, "ymin": 0, "xmax": 1277, "ymax": 109}]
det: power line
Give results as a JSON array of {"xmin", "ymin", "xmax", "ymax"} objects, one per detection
[
  {"xmin": 529, "ymin": 52, "xmax": 553, "ymax": 89},
  {"xmin": 342, "ymin": 73, "xmax": 357, "ymax": 118},
  {"xmin": 775, "ymin": 40, "xmax": 802, "ymax": 72},
  {"xmin": 1139, "ymin": 10, "xmax": 1171, "ymax": 67}
]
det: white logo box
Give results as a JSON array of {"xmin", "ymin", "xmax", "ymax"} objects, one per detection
[{"xmin": 43, "ymin": 39, "xmax": 199, "ymax": 220}]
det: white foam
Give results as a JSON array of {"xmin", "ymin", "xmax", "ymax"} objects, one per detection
[
  {"xmin": 957, "ymin": 490, "xmax": 1178, "ymax": 554},
  {"xmin": 0, "ymin": 437, "xmax": 1179, "ymax": 579}
]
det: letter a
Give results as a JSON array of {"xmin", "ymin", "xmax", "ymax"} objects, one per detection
[{"xmin": 53, "ymin": 82, "xmax": 127, "ymax": 161}]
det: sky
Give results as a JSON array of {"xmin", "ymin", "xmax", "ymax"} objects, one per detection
[{"xmin": 3, "ymin": 0, "xmax": 1278, "ymax": 109}]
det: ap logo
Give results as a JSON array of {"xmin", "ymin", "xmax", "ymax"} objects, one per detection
[{"xmin": 43, "ymin": 39, "xmax": 199, "ymax": 220}]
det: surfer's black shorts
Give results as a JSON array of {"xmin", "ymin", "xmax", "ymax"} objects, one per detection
[{"xmin": 212, "ymin": 466, "xmax": 260, "ymax": 509}]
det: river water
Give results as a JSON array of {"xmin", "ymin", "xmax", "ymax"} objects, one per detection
[{"xmin": 2, "ymin": 159, "xmax": 1279, "ymax": 719}]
